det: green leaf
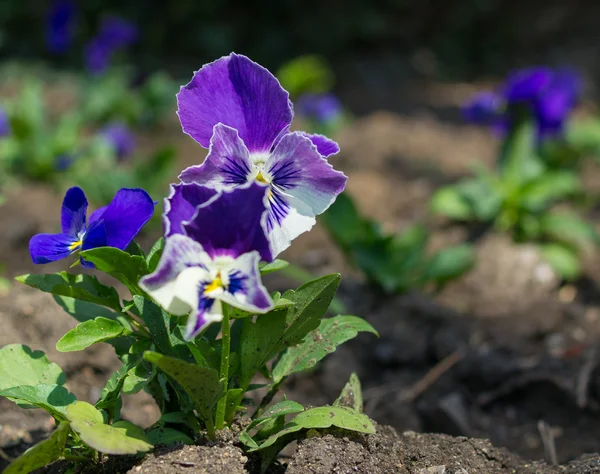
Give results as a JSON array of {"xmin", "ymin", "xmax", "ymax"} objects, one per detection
[
  {"xmin": 252, "ymin": 406, "xmax": 375, "ymax": 451},
  {"xmin": 146, "ymin": 427, "xmax": 193, "ymax": 446},
  {"xmin": 52, "ymin": 295, "xmax": 119, "ymax": 323},
  {"xmin": 123, "ymin": 361, "xmax": 154, "ymax": 395},
  {"xmin": 56, "ymin": 317, "xmax": 129, "ymax": 352},
  {"xmin": 564, "ymin": 117, "xmax": 600, "ymax": 155},
  {"xmin": 539, "ymin": 243, "xmax": 581, "ymax": 281},
  {"xmin": 0, "ymin": 385, "xmax": 76, "ymax": 419},
  {"xmin": 255, "ymin": 400, "xmax": 305, "ymax": 423},
  {"xmin": 144, "ymin": 351, "xmax": 224, "ymax": 425},
  {"xmin": 259, "ymin": 259, "xmax": 289, "ymax": 275},
  {"xmin": 0, "ymin": 345, "xmax": 65, "ymax": 391},
  {"xmin": 239, "ymin": 274, "xmax": 341, "ymax": 387},
  {"xmin": 540, "ymin": 212, "xmax": 600, "ymax": 250},
  {"xmin": 499, "ymin": 119, "xmax": 542, "ymax": 184},
  {"xmin": 3, "ymin": 422, "xmax": 70, "ymax": 474},
  {"xmin": 79, "ymin": 247, "xmax": 149, "ymax": 295},
  {"xmin": 422, "ymin": 244, "xmax": 474, "ymax": 285},
  {"xmin": 224, "ymin": 388, "xmax": 246, "ymax": 421},
  {"xmin": 456, "ymin": 178, "xmax": 503, "ymax": 221},
  {"xmin": 272, "ymin": 316, "xmax": 377, "ymax": 384},
  {"xmin": 16, "ymin": 273, "xmax": 121, "ymax": 312},
  {"xmin": 430, "ymin": 185, "xmax": 474, "ymax": 220},
  {"xmin": 66, "ymin": 401, "xmax": 152, "ymax": 455},
  {"xmin": 240, "ymin": 400, "xmax": 305, "ymax": 449},
  {"xmin": 146, "ymin": 237, "xmax": 165, "ymax": 273},
  {"xmin": 521, "ymin": 171, "xmax": 581, "ymax": 211},
  {"xmin": 334, "ymin": 373, "xmax": 363, "ymax": 412}
]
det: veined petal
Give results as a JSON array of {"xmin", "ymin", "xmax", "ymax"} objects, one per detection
[
  {"xmin": 140, "ymin": 234, "xmax": 212, "ymax": 315},
  {"xmin": 267, "ymin": 132, "xmax": 347, "ymax": 216},
  {"xmin": 80, "ymin": 220, "xmax": 107, "ymax": 268},
  {"xmin": 176, "ymin": 53, "xmax": 292, "ymax": 153},
  {"xmin": 267, "ymin": 194, "xmax": 316, "ymax": 257},
  {"xmin": 179, "ymin": 124, "xmax": 253, "ymax": 188},
  {"xmin": 299, "ymin": 132, "xmax": 340, "ymax": 158},
  {"xmin": 183, "ymin": 182, "xmax": 273, "ymax": 262},
  {"xmin": 164, "ymin": 183, "xmax": 219, "ymax": 237},
  {"xmin": 29, "ymin": 233, "xmax": 80, "ymax": 264},
  {"xmin": 61, "ymin": 187, "xmax": 88, "ymax": 236},
  {"xmin": 218, "ymin": 251, "xmax": 272, "ymax": 313},
  {"xmin": 185, "ymin": 299, "xmax": 223, "ymax": 340},
  {"xmin": 99, "ymin": 188, "xmax": 155, "ymax": 250}
]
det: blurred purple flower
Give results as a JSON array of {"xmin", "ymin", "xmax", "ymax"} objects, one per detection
[
  {"xmin": 296, "ymin": 93, "xmax": 343, "ymax": 124},
  {"xmin": 101, "ymin": 123, "xmax": 136, "ymax": 160},
  {"xmin": 55, "ymin": 154, "xmax": 75, "ymax": 171},
  {"xmin": 0, "ymin": 108, "xmax": 10, "ymax": 137},
  {"xmin": 46, "ymin": 0, "xmax": 77, "ymax": 54},
  {"xmin": 84, "ymin": 15, "xmax": 138, "ymax": 75},
  {"xmin": 464, "ymin": 67, "xmax": 582, "ymax": 139}
]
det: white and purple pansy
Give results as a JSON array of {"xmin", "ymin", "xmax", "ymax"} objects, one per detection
[
  {"xmin": 29, "ymin": 186, "xmax": 155, "ymax": 268},
  {"xmin": 176, "ymin": 53, "xmax": 347, "ymax": 257},
  {"xmin": 140, "ymin": 182, "xmax": 273, "ymax": 340}
]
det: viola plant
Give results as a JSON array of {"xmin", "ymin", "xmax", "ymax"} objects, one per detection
[
  {"xmin": 2, "ymin": 54, "xmax": 377, "ymax": 474},
  {"xmin": 323, "ymin": 193, "xmax": 474, "ymax": 294},
  {"xmin": 432, "ymin": 67, "xmax": 600, "ymax": 279}
]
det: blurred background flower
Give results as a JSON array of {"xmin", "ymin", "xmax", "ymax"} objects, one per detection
[
  {"xmin": 0, "ymin": 108, "xmax": 10, "ymax": 138},
  {"xmin": 100, "ymin": 122, "xmax": 136, "ymax": 160},
  {"xmin": 45, "ymin": 0, "xmax": 77, "ymax": 55}
]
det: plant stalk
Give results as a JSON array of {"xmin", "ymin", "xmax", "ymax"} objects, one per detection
[{"xmin": 215, "ymin": 303, "xmax": 231, "ymax": 430}]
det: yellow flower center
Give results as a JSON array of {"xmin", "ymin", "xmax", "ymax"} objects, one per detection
[
  {"xmin": 69, "ymin": 240, "xmax": 82, "ymax": 252},
  {"xmin": 204, "ymin": 273, "xmax": 224, "ymax": 294},
  {"xmin": 255, "ymin": 171, "xmax": 268, "ymax": 184}
]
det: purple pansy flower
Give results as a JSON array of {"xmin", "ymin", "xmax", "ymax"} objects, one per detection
[
  {"xmin": 177, "ymin": 53, "xmax": 347, "ymax": 257},
  {"xmin": 46, "ymin": 0, "xmax": 76, "ymax": 54},
  {"xmin": 464, "ymin": 67, "xmax": 581, "ymax": 139},
  {"xmin": 0, "ymin": 108, "xmax": 10, "ymax": 138},
  {"xmin": 140, "ymin": 182, "xmax": 273, "ymax": 340},
  {"xmin": 29, "ymin": 187, "xmax": 155, "ymax": 268},
  {"xmin": 84, "ymin": 16, "xmax": 138, "ymax": 75},
  {"xmin": 296, "ymin": 93, "xmax": 343, "ymax": 124},
  {"xmin": 101, "ymin": 123, "xmax": 136, "ymax": 160}
]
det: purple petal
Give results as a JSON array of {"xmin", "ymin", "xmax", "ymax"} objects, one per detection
[
  {"xmin": 462, "ymin": 91, "xmax": 503, "ymax": 124},
  {"xmin": 504, "ymin": 67, "xmax": 552, "ymax": 103},
  {"xmin": 61, "ymin": 187, "xmax": 88, "ymax": 236},
  {"xmin": 185, "ymin": 299, "xmax": 219, "ymax": 340},
  {"xmin": 296, "ymin": 93, "xmax": 343, "ymax": 124},
  {"xmin": 97, "ymin": 188, "xmax": 155, "ymax": 250},
  {"xmin": 183, "ymin": 182, "xmax": 272, "ymax": 262},
  {"xmin": 98, "ymin": 15, "xmax": 138, "ymax": 50},
  {"xmin": 0, "ymin": 107, "xmax": 11, "ymax": 137},
  {"xmin": 100, "ymin": 123, "xmax": 136, "ymax": 160},
  {"xmin": 29, "ymin": 233, "xmax": 78, "ymax": 264},
  {"xmin": 80, "ymin": 220, "xmax": 107, "ymax": 268},
  {"xmin": 84, "ymin": 39, "xmax": 111, "ymax": 75},
  {"xmin": 268, "ymin": 132, "xmax": 347, "ymax": 216},
  {"xmin": 219, "ymin": 252, "xmax": 272, "ymax": 313},
  {"xmin": 298, "ymin": 132, "xmax": 340, "ymax": 158},
  {"xmin": 176, "ymin": 53, "xmax": 292, "ymax": 153},
  {"xmin": 179, "ymin": 123, "xmax": 253, "ymax": 187},
  {"xmin": 163, "ymin": 183, "xmax": 219, "ymax": 237},
  {"xmin": 89, "ymin": 205, "xmax": 108, "ymax": 224},
  {"xmin": 46, "ymin": 0, "xmax": 76, "ymax": 54}
]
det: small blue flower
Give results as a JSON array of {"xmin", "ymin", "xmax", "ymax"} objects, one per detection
[
  {"xmin": 296, "ymin": 93, "xmax": 343, "ymax": 124},
  {"xmin": 46, "ymin": 0, "xmax": 76, "ymax": 54},
  {"xmin": 101, "ymin": 123, "xmax": 136, "ymax": 160},
  {"xmin": 0, "ymin": 108, "xmax": 11, "ymax": 138},
  {"xmin": 29, "ymin": 187, "xmax": 155, "ymax": 267}
]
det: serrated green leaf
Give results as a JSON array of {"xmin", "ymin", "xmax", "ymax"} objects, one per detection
[
  {"xmin": 334, "ymin": 373, "xmax": 363, "ymax": 412},
  {"xmin": 3, "ymin": 422, "xmax": 70, "ymax": 474},
  {"xmin": 66, "ymin": 401, "xmax": 152, "ymax": 454},
  {"xmin": 272, "ymin": 316, "xmax": 377, "ymax": 384},
  {"xmin": 144, "ymin": 351, "xmax": 224, "ymax": 425},
  {"xmin": 146, "ymin": 427, "xmax": 193, "ymax": 446},
  {"xmin": 422, "ymin": 244, "xmax": 474, "ymax": 285},
  {"xmin": 0, "ymin": 345, "xmax": 65, "ymax": 390},
  {"xmin": 239, "ymin": 274, "xmax": 341, "ymax": 388},
  {"xmin": 252, "ymin": 406, "xmax": 375, "ymax": 451},
  {"xmin": 16, "ymin": 273, "xmax": 121, "ymax": 311},
  {"xmin": 0, "ymin": 385, "xmax": 76, "ymax": 419},
  {"xmin": 259, "ymin": 259, "xmax": 289, "ymax": 275},
  {"xmin": 79, "ymin": 247, "xmax": 149, "ymax": 295},
  {"xmin": 56, "ymin": 317, "xmax": 128, "ymax": 352},
  {"xmin": 539, "ymin": 243, "xmax": 581, "ymax": 280}
]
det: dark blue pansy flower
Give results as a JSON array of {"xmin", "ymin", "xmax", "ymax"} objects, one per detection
[
  {"xmin": 29, "ymin": 187, "xmax": 155, "ymax": 267},
  {"xmin": 177, "ymin": 53, "xmax": 347, "ymax": 258},
  {"xmin": 84, "ymin": 15, "xmax": 138, "ymax": 75},
  {"xmin": 0, "ymin": 107, "xmax": 11, "ymax": 137},
  {"xmin": 464, "ymin": 67, "xmax": 581, "ymax": 139},
  {"xmin": 140, "ymin": 182, "xmax": 273, "ymax": 340},
  {"xmin": 296, "ymin": 92, "xmax": 343, "ymax": 124},
  {"xmin": 46, "ymin": 0, "xmax": 76, "ymax": 54},
  {"xmin": 101, "ymin": 123, "xmax": 136, "ymax": 160}
]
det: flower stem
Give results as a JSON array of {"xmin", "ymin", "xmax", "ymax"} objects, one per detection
[{"xmin": 215, "ymin": 303, "xmax": 231, "ymax": 430}]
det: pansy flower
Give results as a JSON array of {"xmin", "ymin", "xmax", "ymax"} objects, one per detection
[
  {"xmin": 140, "ymin": 182, "xmax": 273, "ymax": 339},
  {"xmin": 84, "ymin": 16, "xmax": 138, "ymax": 75},
  {"xmin": 46, "ymin": 0, "xmax": 76, "ymax": 54},
  {"xmin": 296, "ymin": 92, "xmax": 343, "ymax": 125},
  {"xmin": 101, "ymin": 122, "xmax": 136, "ymax": 161},
  {"xmin": 30, "ymin": 187, "xmax": 155, "ymax": 267},
  {"xmin": 176, "ymin": 53, "xmax": 347, "ymax": 257}
]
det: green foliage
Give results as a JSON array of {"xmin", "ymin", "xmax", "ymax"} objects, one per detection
[
  {"xmin": 276, "ymin": 55, "xmax": 334, "ymax": 98},
  {"xmin": 323, "ymin": 193, "xmax": 474, "ymax": 293},
  {"xmin": 56, "ymin": 317, "xmax": 130, "ymax": 352},
  {"xmin": 66, "ymin": 401, "xmax": 153, "ymax": 455},
  {"xmin": 334, "ymin": 373, "xmax": 363, "ymax": 412},
  {"xmin": 0, "ymin": 344, "xmax": 65, "ymax": 390},
  {"xmin": 3, "ymin": 422, "xmax": 70, "ymax": 474},
  {"xmin": 0, "ymin": 385, "xmax": 76, "ymax": 420}
]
